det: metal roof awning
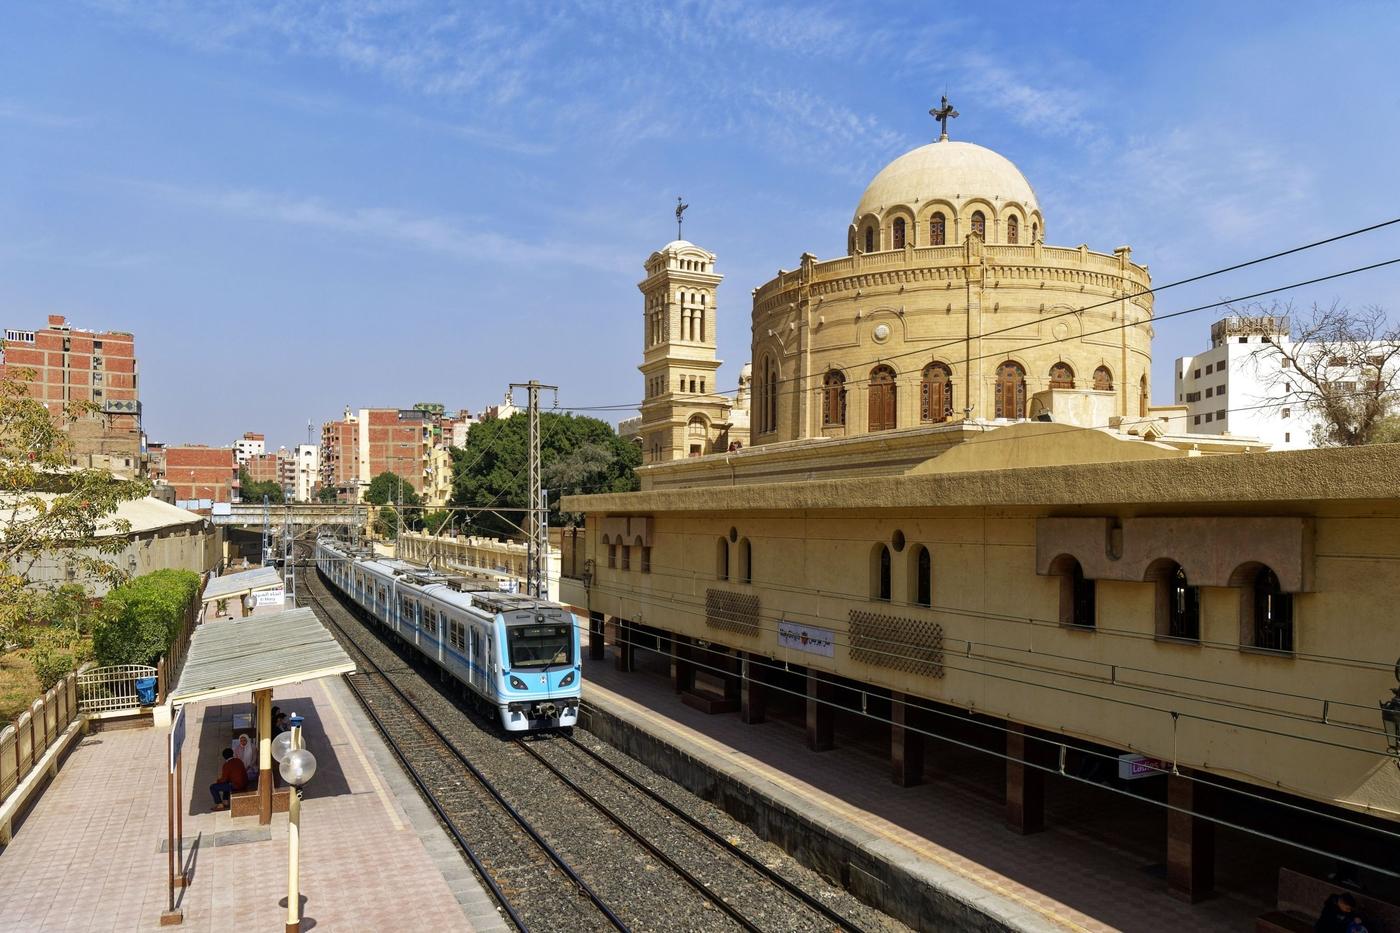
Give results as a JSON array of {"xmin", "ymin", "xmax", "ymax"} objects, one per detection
[
  {"xmin": 167, "ymin": 607, "xmax": 355, "ymax": 706},
  {"xmin": 201, "ymin": 566, "xmax": 284, "ymax": 604}
]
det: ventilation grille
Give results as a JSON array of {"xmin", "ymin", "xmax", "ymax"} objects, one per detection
[
  {"xmin": 848, "ymin": 609, "xmax": 944, "ymax": 678},
  {"xmin": 705, "ymin": 588, "xmax": 761, "ymax": 636}
]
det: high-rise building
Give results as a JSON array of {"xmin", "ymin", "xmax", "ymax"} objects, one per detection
[
  {"xmin": 233, "ymin": 432, "xmax": 265, "ymax": 465},
  {"xmin": 1, "ymin": 314, "xmax": 141, "ymax": 470},
  {"xmin": 243, "ymin": 452, "xmax": 280, "ymax": 485},
  {"xmin": 320, "ymin": 407, "xmax": 431, "ymax": 501}
]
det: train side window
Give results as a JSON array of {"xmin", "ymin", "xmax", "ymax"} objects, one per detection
[
  {"xmin": 470, "ymin": 627, "xmax": 481, "ymax": 663},
  {"xmin": 424, "ymin": 609, "xmax": 437, "ymax": 636},
  {"xmin": 450, "ymin": 619, "xmax": 465, "ymax": 652}
]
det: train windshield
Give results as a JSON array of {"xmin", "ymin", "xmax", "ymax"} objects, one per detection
[{"xmin": 507, "ymin": 624, "xmax": 572, "ymax": 669}]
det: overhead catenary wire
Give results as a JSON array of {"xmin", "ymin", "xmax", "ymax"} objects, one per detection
[
  {"xmin": 561, "ymin": 251, "xmax": 1400, "ymax": 412},
  {"xmin": 588, "ymin": 629, "xmax": 1400, "ymax": 872}
]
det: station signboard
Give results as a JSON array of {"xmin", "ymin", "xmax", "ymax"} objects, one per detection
[{"xmin": 778, "ymin": 620, "xmax": 835, "ymax": 657}]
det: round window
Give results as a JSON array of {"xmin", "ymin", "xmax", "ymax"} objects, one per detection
[
  {"xmin": 892, "ymin": 530, "xmax": 906, "ymax": 552},
  {"xmin": 872, "ymin": 322, "xmax": 891, "ymax": 343},
  {"xmin": 729, "ymin": 527, "xmax": 738, "ymax": 543}
]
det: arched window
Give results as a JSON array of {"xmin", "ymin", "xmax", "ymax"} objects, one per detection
[
  {"xmin": 716, "ymin": 538, "xmax": 730, "ymax": 581},
  {"xmin": 687, "ymin": 415, "xmax": 708, "ymax": 457},
  {"xmin": 892, "ymin": 218, "xmax": 906, "ymax": 249},
  {"xmin": 872, "ymin": 544, "xmax": 892, "ymax": 601},
  {"xmin": 930, "ymin": 212, "xmax": 946, "ymax": 246},
  {"xmin": 994, "ymin": 362, "xmax": 1027, "ymax": 419},
  {"xmin": 1051, "ymin": 556, "xmax": 1095, "ymax": 628},
  {"xmin": 1139, "ymin": 374, "xmax": 1150, "ymax": 416},
  {"xmin": 1239, "ymin": 565, "xmax": 1293, "ymax": 652},
  {"xmin": 738, "ymin": 538, "xmax": 752, "ymax": 585},
  {"xmin": 757, "ymin": 356, "xmax": 779, "ymax": 435},
  {"xmin": 970, "ymin": 210, "xmax": 986, "ymax": 238},
  {"xmin": 1152, "ymin": 561, "xmax": 1200, "ymax": 641},
  {"xmin": 864, "ymin": 226, "xmax": 874, "ymax": 253},
  {"xmin": 1031, "ymin": 222, "xmax": 1039, "ymax": 243},
  {"xmin": 1007, "ymin": 215, "xmax": 1019, "ymax": 245},
  {"xmin": 1093, "ymin": 366, "xmax": 1114, "ymax": 391},
  {"xmin": 822, "ymin": 370, "xmax": 847, "ymax": 427},
  {"xmin": 911, "ymin": 545, "xmax": 932, "ymax": 607},
  {"xmin": 868, "ymin": 365, "xmax": 897, "ymax": 431},
  {"xmin": 920, "ymin": 362, "xmax": 953, "ymax": 423},
  {"xmin": 1048, "ymin": 362, "xmax": 1075, "ymax": 389}
]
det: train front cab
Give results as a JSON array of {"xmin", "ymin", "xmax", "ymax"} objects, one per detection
[{"xmin": 496, "ymin": 608, "xmax": 582, "ymax": 732}]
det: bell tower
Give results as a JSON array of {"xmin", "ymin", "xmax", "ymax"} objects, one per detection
[{"xmin": 636, "ymin": 240, "xmax": 729, "ymax": 463}]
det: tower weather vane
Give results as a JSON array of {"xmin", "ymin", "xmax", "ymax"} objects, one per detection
[
  {"xmin": 676, "ymin": 196, "xmax": 688, "ymax": 240},
  {"xmin": 930, "ymin": 94, "xmax": 959, "ymax": 141}
]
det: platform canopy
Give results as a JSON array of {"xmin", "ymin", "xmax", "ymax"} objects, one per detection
[
  {"xmin": 167, "ymin": 607, "xmax": 355, "ymax": 706},
  {"xmin": 201, "ymin": 566, "xmax": 283, "ymax": 604}
]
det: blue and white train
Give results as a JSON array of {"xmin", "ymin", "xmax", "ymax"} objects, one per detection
[{"xmin": 314, "ymin": 537, "xmax": 581, "ymax": 732}]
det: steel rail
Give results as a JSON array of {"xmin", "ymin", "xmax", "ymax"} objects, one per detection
[
  {"xmin": 561, "ymin": 732, "xmax": 870, "ymax": 933},
  {"xmin": 297, "ymin": 556, "xmax": 631, "ymax": 932},
  {"xmin": 516, "ymin": 737, "xmax": 767, "ymax": 933}
]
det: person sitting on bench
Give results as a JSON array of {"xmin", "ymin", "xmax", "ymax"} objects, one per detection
[{"xmin": 210, "ymin": 747, "xmax": 247, "ymax": 811}]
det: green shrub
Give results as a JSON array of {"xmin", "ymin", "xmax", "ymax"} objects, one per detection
[
  {"xmin": 92, "ymin": 569, "xmax": 201, "ymax": 666},
  {"xmin": 29, "ymin": 642, "xmax": 75, "ymax": 690}
]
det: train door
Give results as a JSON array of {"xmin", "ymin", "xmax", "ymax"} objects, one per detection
[{"xmin": 468, "ymin": 626, "xmax": 479, "ymax": 691}]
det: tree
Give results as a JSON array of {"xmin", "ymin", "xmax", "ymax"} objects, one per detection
[
  {"xmin": 449, "ymin": 412, "xmax": 639, "ymax": 539},
  {"xmin": 238, "ymin": 469, "xmax": 284, "ymax": 503},
  {"xmin": 1243, "ymin": 301, "xmax": 1400, "ymax": 446},
  {"xmin": 0, "ymin": 363, "xmax": 147, "ymax": 646},
  {"xmin": 364, "ymin": 470, "xmax": 423, "ymax": 539},
  {"xmin": 317, "ymin": 485, "xmax": 338, "ymax": 503}
]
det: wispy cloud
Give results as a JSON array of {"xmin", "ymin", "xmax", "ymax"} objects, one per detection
[
  {"xmin": 136, "ymin": 180, "xmax": 633, "ymax": 273},
  {"xmin": 0, "ymin": 100, "xmax": 89, "ymax": 129}
]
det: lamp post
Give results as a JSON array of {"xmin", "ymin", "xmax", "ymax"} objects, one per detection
[
  {"xmin": 1382, "ymin": 658, "xmax": 1400, "ymax": 768},
  {"xmin": 272, "ymin": 714, "xmax": 318, "ymax": 933}
]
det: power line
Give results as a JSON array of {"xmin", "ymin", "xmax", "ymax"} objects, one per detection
[{"xmin": 587, "ymin": 632, "xmax": 1400, "ymax": 876}]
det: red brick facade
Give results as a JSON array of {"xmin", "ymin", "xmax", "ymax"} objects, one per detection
[
  {"xmin": 163, "ymin": 445, "xmax": 237, "ymax": 505},
  {"xmin": 244, "ymin": 452, "xmax": 280, "ymax": 484},
  {"xmin": 320, "ymin": 408, "xmax": 431, "ymax": 501},
  {"xmin": 1, "ymin": 314, "xmax": 141, "ymax": 463}
]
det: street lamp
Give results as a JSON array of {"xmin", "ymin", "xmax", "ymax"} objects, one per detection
[
  {"xmin": 273, "ymin": 713, "xmax": 317, "ymax": 933},
  {"xmin": 1382, "ymin": 658, "xmax": 1400, "ymax": 768}
]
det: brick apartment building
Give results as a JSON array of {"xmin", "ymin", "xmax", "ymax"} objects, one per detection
[
  {"xmin": 243, "ymin": 451, "xmax": 280, "ymax": 485},
  {"xmin": 161, "ymin": 445, "xmax": 237, "ymax": 508},
  {"xmin": 320, "ymin": 407, "xmax": 432, "ymax": 502},
  {"xmin": 1, "ymin": 314, "xmax": 141, "ymax": 471}
]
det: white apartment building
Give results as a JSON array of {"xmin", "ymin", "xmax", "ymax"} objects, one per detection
[
  {"xmin": 233, "ymin": 431, "xmax": 265, "ymax": 465},
  {"xmin": 292, "ymin": 443, "xmax": 319, "ymax": 502},
  {"xmin": 1176, "ymin": 315, "xmax": 1397, "ymax": 451}
]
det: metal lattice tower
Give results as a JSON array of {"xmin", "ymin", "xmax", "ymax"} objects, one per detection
[
  {"xmin": 282, "ymin": 504, "xmax": 294, "ymax": 604},
  {"xmin": 509, "ymin": 380, "xmax": 557, "ymax": 598}
]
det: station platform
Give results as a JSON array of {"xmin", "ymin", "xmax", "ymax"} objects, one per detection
[
  {"xmin": 581, "ymin": 643, "xmax": 1280, "ymax": 933},
  {"xmin": 0, "ymin": 674, "xmax": 504, "ymax": 932}
]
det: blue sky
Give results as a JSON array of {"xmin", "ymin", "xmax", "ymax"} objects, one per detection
[{"xmin": 3, "ymin": 1, "xmax": 1399, "ymax": 448}]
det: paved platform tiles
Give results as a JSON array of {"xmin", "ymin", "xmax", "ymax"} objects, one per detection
[
  {"xmin": 0, "ymin": 674, "xmax": 506, "ymax": 932},
  {"xmin": 583, "ymin": 645, "xmax": 1298, "ymax": 933}
]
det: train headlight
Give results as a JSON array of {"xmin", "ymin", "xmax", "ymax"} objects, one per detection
[
  {"xmin": 509, "ymin": 675, "xmax": 527, "ymax": 690},
  {"xmin": 558, "ymin": 671, "xmax": 576, "ymax": 688}
]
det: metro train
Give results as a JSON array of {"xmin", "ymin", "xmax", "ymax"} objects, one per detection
[{"xmin": 314, "ymin": 537, "xmax": 581, "ymax": 732}]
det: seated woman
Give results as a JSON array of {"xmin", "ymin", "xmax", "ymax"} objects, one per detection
[{"xmin": 233, "ymin": 733, "xmax": 257, "ymax": 784}]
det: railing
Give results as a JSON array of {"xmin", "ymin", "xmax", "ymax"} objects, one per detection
[
  {"xmin": 1, "ymin": 670, "xmax": 80, "ymax": 809},
  {"xmin": 77, "ymin": 664, "xmax": 157, "ymax": 715}
]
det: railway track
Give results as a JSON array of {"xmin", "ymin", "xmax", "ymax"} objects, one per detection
[{"xmin": 296, "ymin": 548, "xmax": 902, "ymax": 933}]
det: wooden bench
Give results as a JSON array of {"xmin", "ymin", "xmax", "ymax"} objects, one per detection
[
  {"xmin": 1257, "ymin": 867, "xmax": 1400, "ymax": 933},
  {"xmin": 230, "ymin": 786, "xmax": 290, "ymax": 818}
]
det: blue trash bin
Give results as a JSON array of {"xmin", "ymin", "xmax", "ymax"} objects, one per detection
[{"xmin": 135, "ymin": 676, "xmax": 157, "ymax": 706}]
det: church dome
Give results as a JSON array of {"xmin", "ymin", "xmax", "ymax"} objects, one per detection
[{"xmin": 849, "ymin": 139, "xmax": 1043, "ymax": 252}]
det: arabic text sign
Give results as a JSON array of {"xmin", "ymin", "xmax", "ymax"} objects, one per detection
[{"xmin": 777, "ymin": 620, "xmax": 835, "ymax": 657}]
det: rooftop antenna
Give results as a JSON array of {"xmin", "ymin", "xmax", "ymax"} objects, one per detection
[{"xmin": 675, "ymin": 196, "xmax": 688, "ymax": 240}]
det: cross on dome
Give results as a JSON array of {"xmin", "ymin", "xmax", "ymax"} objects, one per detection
[{"xmin": 930, "ymin": 95, "xmax": 959, "ymax": 141}]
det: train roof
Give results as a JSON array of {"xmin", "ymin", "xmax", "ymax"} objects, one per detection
[{"xmin": 318, "ymin": 537, "xmax": 571, "ymax": 618}]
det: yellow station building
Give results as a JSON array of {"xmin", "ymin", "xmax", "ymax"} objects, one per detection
[{"xmin": 563, "ymin": 114, "xmax": 1400, "ymax": 905}]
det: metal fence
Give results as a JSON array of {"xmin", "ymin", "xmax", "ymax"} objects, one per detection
[
  {"xmin": 1, "ymin": 670, "xmax": 80, "ymax": 808},
  {"xmin": 76, "ymin": 664, "xmax": 158, "ymax": 715}
]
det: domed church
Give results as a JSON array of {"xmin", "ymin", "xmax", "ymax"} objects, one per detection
[{"xmin": 637, "ymin": 103, "xmax": 1168, "ymax": 463}]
